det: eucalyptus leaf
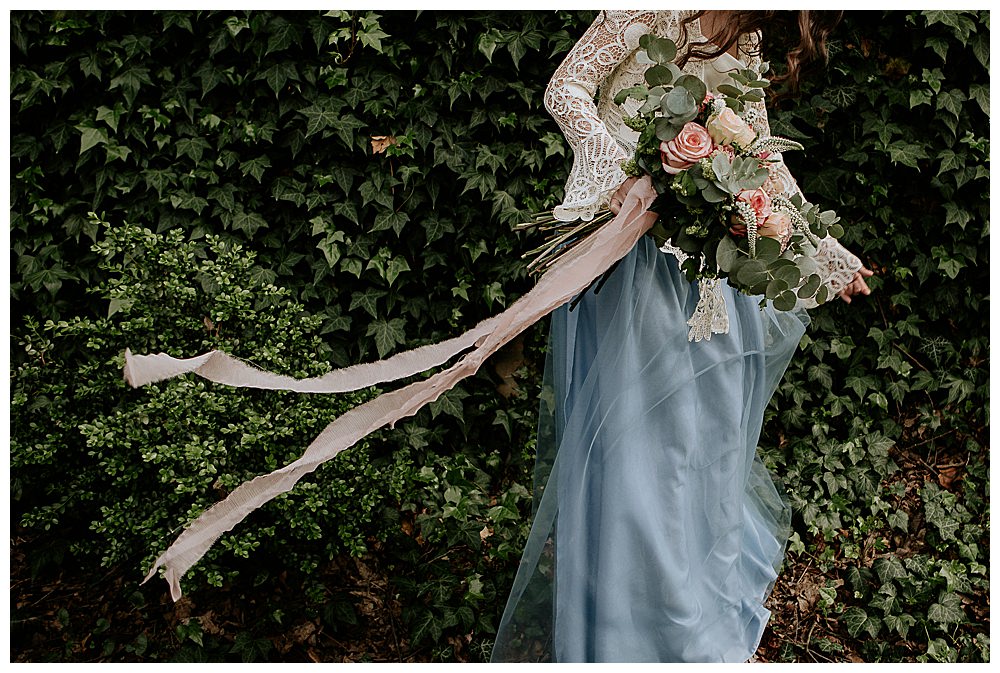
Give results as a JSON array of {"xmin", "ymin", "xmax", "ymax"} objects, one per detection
[
  {"xmin": 644, "ymin": 64, "xmax": 674, "ymax": 87},
  {"xmin": 701, "ymin": 182, "xmax": 728, "ymax": 203},
  {"xmin": 797, "ymin": 273, "xmax": 822, "ymax": 298},
  {"xmin": 674, "ymin": 75, "xmax": 706, "ymax": 105},
  {"xmin": 736, "ymin": 259, "xmax": 767, "ymax": 286},
  {"xmin": 614, "ymin": 85, "xmax": 649, "ymax": 105},
  {"xmin": 716, "ymin": 84, "xmax": 744, "ymax": 98},
  {"xmin": 795, "ymin": 255, "xmax": 820, "ymax": 277},
  {"xmin": 754, "ymin": 236, "xmax": 782, "ymax": 262},
  {"xmin": 654, "ymin": 117, "xmax": 680, "ymax": 142},
  {"xmin": 773, "ymin": 289, "xmax": 798, "ymax": 311},
  {"xmin": 646, "ymin": 36, "xmax": 677, "ymax": 65},
  {"xmin": 775, "ymin": 263, "xmax": 802, "ymax": 287},
  {"xmin": 766, "ymin": 277, "xmax": 789, "ymax": 298},
  {"xmin": 664, "ymin": 86, "xmax": 695, "ymax": 116},
  {"xmin": 711, "ymin": 151, "xmax": 732, "ymax": 178}
]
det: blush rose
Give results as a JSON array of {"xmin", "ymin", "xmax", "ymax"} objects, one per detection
[
  {"xmin": 707, "ymin": 108, "xmax": 756, "ymax": 147},
  {"xmin": 759, "ymin": 212, "xmax": 792, "ymax": 240},
  {"xmin": 660, "ymin": 122, "xmax": 715, "ymax": 174},
  {"xmin": 736, "ymin": 188, "xmax": 773, "ymax": 224}
]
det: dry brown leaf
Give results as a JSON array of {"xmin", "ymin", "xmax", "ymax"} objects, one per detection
[
  {"xmin": 937, "ymin": 465, "xmax": 963, "ymax": 489},
  {"xmin": 198, "ymin": 610, "xmax": 225, "ymax": 636},
  {"xmin": 370, "ymin": 135, "xmax": 397, "ymax": 154}
]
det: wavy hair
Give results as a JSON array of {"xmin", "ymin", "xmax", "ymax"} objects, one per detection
[{"xmin": 678, "ymin": 10, "xmax": 843, "ymax": 92}]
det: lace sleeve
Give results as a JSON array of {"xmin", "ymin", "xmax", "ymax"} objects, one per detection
[
  {"xmin": 545, "ymin": 10, "xmax": 656, "ymax": 222},
  {"xmin": 740, "ymin": 37, "xmax": 862, "ymax": 303}
]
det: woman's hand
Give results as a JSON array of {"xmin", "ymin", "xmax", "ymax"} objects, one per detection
[
  {"xmin": 838, "ymin": 265, "xmax": 874, "ymax": 303},
  {"xmin": 609, "ymin": 177, "xmax": 639, "ymax": 214}
]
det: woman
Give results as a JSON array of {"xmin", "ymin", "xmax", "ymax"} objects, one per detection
[{"xmin": 491, "ymin": 10, "xmax": 872, "ymax": 663}]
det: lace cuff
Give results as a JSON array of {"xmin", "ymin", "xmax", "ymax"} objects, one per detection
[{"xmin": 798, "ymin": 237, "xmax": 863, "ymax": 308}]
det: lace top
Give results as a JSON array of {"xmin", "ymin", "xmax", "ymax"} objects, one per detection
[{"xmin": 544, "ymin": 9, "xmax": 862, "ymax": 299}]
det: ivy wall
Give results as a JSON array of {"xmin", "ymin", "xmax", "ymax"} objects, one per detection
[{"xmin": 10, "ymin": 10, "xmax": 989, "ymax": 663}]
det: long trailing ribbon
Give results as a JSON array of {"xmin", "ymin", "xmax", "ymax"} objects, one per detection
[{"xmin": 128, "ymin": 178, "xmax": 659, "ymax": 601}]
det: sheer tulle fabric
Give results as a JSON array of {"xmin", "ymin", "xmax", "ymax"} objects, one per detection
[{"xmin": 492, "ymin": 237, "xmax": 807, "ymax": 662}]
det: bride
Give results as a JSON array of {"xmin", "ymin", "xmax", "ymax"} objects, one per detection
[{"xmin": 491, "ymin": 9, "xmax": 872, "ymax": 663}]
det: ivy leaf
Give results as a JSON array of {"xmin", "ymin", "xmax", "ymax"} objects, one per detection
[
  {"xmin": 965, "ymin": 83, "xmax": 988, "ymax": 116},
  {"xmin": 874, "ymin": 555, "xmax": 907, "ymax": 583},
  {"xmin": 300, "ymin": 102, "xmax": 343, "ymax": 138},
  {"xmin": 883, "ymin": 613, "xmax": 915, "ymax": 638},
  {"xmin": 366, "ymin": 317, "xmax": 406, "ymax": 358},
  {"xmin": 143, "ymin": 168, "xmax": 175, "ymax": 197},
  {"xmin": 169, "ymin": 192, "xmax": 209, "ymax": 215},
  {"xmin": 373, "ymin": 211, "xmax": 409, "ymax": 236},
  {"xmin": 79, "ymin": 54, "xmax": 102, "ymax": 81},
  {"xmin": 323, "ymin": 202, "xmax": 356, "ymax": 228},
  {"xmin": 108, "ymin": 65, "xmax": 152, "ymax": 106},
  {"xmin": 359, "ymin": 179, "xmax": 394, "ymax": 210},
  {"xmin": 936, "ymin": 149, "xmax": 963, "ymax": 175},
  {"xmin": 76, "ymin": 125, "xmax": 109, "ymax": 155},
  {"xmin": 224, "ymin": 16, "xmax": 250, "ymax": 38},
  {"xmin": 886, "ymin": 141, "xmax": 929, "ymax": 169},
  {"xmin": 265, "ymin": 18, "xmax": 299, "ymax": 55},
  {"xmin": 357, "ymin": 26, "xmax": 389, "ymax": 54},
  {"xmin": 843, "ymin": 607, "xmax": 881, "ymax": 638},
  {"xmin": 208, "ymin": 184, "xmax": 237, "ymax": 212},
  {"xmin": 95, "ymin": 104, "xmax": 124, "ymax": 133},
  {"xmin": 104, "ymin": 143, "xmax": 132, "ymax": 164},
  {"xmin": 887, "ymin": 509, "xmax": 909, "ymax": 533},
  {"xmin": 408, "ymin": 609, "xmax": 442, "ymax": 645},
  {"xmin": 229, "ymin": 209, "xmax": 268, "ymax": 235},
  {"xmin": 316, "ymin": 235, "xmax": 342, "ymax": 267},
  {"xmin": 258, "ymin": 62, "xmax": 299, "ymax": 96},
  {"xmin": 350, "ymin": 288, "xmax": 385, "ymax": 319},
  {"xmin": 429, "ymin": 387, "xmax": 468, "ymax": 422},
  {"xmin": 240, "ymin": 155, "xmax": 271, "ymax": 183},
  {"xmin": 175, "ymin": 137, "xmax": 211, "ymax": 163},
  {"xmin": 423, "ymin": 215, "xmax": 454, "ymax": 243},
  {"xmin": 936, "ymin": 89, "xmax": 966, "ymax": 119},
  {"xmin": 970, "ymin": 33, "xmax": 988, "ymax": 68},
  {"xmin": 325, "ymin": 165, "xmax": 356, "ymax": 196},
  {"xmin": 384, "ymin": 257, "xmax": 410, "ymax": 285},
  {"xmin": 927, "ymin": 591, "xmax": 965, "ymax": 624},
  {"xmin": 943, "ymin": 202, "xmax": 972, "ymax": 229},
  {"xmin": 328, "ymin": 116, "xmax": 366, "ymax": 150},
  {"xmin": 909, "ymin": 89, "xmax": 933, "ymax": 109}
]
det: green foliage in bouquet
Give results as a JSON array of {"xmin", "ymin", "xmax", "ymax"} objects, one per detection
[{"xmin": 616, "ymin": 34, "xmax": 844, "ymax": 311}]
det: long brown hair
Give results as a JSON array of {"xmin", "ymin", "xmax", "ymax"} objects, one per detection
[{"xmin": 678, "ymin": 11, "xmax": 843, "ymax": 92}]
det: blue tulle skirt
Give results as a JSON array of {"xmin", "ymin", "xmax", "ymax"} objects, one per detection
[{"xmin": 492, "ymin": 236, "xmax": 808, "ymax": 662}]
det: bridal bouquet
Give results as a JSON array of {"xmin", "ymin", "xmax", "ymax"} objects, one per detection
[{"xmin": 615, "ymin": 33, "xmax": 843, "ymax": 310}]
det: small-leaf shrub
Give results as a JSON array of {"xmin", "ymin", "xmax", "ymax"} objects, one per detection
[{"xmin": 12, "ymin": 217, "xmax": 413, "ymax": 593}]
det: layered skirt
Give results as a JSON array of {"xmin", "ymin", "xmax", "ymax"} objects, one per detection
[{"xmin": 492, "ymin": 236, "xmax": 808, "ymax": 662}]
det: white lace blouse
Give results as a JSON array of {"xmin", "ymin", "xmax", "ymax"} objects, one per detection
[{"xmin": 543, "ymin": 9, "xmax": 862, "ymax": 301}]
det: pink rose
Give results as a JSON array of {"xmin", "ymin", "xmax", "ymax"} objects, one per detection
[
  {"xmin": 707, "ymin": 108, "xmax": 756, "ymax": 147},
  {"xmin": 737, "ymin": 188, "xmax": 772, "ymax": 224},
  {"xmin": 660, "ymin": 122, "xmax": 714, "ymax": 175},
  {"xmin": 759, "ymin": 211, "xmax": 792, "ymax": 240}
]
